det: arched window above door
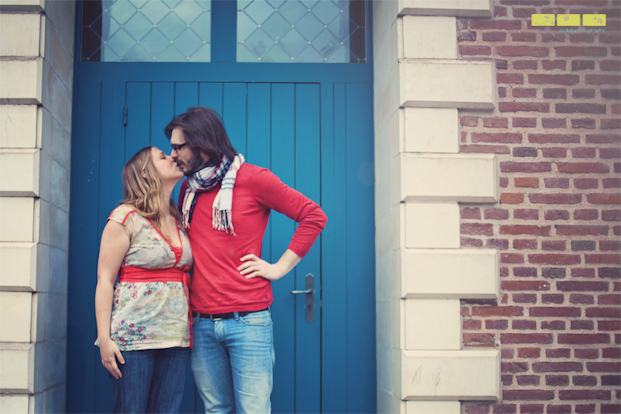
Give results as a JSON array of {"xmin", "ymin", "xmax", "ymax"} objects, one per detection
[{"xmin": 80, "ymin": 0, "xmax": 366, "ymax": 63}]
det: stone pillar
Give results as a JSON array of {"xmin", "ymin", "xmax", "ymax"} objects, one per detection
[
  {"xmin": 0, "ymin": 0, "xmax": 75, "ymax": 412},
  {"xmin": 373, "ymin": 1, "xmax": 501, "ymax": 412}
]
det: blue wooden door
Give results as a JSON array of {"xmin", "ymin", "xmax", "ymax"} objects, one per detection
[{"xmin": 68, "ymin": 2, "xmax": 375, "ymax": 413}]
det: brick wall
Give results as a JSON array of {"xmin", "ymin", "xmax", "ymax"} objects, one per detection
[{"xmin": 456, "ymin": 1, "xmax": 620, "ymax": 413}]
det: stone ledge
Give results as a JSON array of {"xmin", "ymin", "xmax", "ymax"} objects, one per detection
[
  {"xmin": 0, "ymin": 0, "xmax": 44, "ymax": 12},
  {"xmin": 0, "ymin": 13, "xmax": 40, "ymax": 57},
  {"xmin": 405, "ymin": 299, "xmax": 461, "ymax": 350},
  {"xmin": 404, "ymin": 108, "xmax": 459, "ymax": 154},
  {"xmin": 406, "ymin": 401, "xmax": 461, "ymax": 414},
  {"xmin": 399, "ymin": 60, "xmax": 495, "ymax": 110},
  {"xmin": 0, "ymin": 197, "xmax": 35, "ymax": 242},
  {"xmin": 0, "ymin": 59, "xmax": 42, "ymax": 104},
  {"xmin": 0, "ymin": 149, "xmax": 39, "ymax": 196},
  {"xmin": 0, "ymin": 291, "xmax": 32, "ymax": 342},
  {"xmin": 402, "ymin": 248, "xmax": 499, "ymax": 299},
  {"xmin": 0, "ymin": 394, "xmax": 30, "ymax": 413},
  {"xmin": 401, "ymin": 153, "xmax": 498, "ymax": 203},
  {"xmin": 0, "ymin": 105, "xmax": 39, "ymax": 148},
  {"xmin": 398, "ymin": 0, "xmax": 492, "ymax": 18},
  {"xmin": 0, "ymin": 342, "xmax": 34, "ymax": 393},
  {"xmin": 405, "ymin": 203, "xmax": 460, "ymax": 249},
  {"xmin": 402, "ymin": 349, "xmax": 500, "ymax": 400},
  {"xmin": 0, "ymin": 242, "xmax": 37, "ymax": 291},
  {"xmin": 403, "ymin": 16, "xmax": 457, "ymax": 59}
]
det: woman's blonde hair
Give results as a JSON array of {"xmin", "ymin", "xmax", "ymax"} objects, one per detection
[{"xmin": 121, "ymin": 147, "xmax": 182, "ymax": 241}]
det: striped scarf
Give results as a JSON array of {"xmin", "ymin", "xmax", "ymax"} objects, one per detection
[{"xmin": 182, "ymin": 154, "xmax": 245, "ymax": 234}]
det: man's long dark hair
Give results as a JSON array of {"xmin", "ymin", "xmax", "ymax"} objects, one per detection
[{"xmin": 164, "ymin": 107, "xmax": 236, "ymax": 163}]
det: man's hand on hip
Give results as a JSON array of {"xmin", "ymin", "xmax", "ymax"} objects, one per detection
[{"xmin": 238, "ymin": 249, "xmax": 302, "ymax": 281}]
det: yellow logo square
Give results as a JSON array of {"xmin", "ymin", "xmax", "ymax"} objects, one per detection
[
  {"xmin": 583, "ymin": 14, "xmax": 606, "ymax": 26},
  {"xmin": 557, "ymin": 14, "xmax": 580, "ymax": 26},
  {"xmin": 532, "ymin": 14, "xmax": 556, "ymax": 26}
]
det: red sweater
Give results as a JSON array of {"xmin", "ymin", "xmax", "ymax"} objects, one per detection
[{"xmin": 179, "ymin": 163, "xmax": 327, "ymax": 314}]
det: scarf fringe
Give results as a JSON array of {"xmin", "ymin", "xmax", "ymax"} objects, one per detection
[{"xmin": 212, "ymin": 207, "xmax": 236, "ymax": 236}]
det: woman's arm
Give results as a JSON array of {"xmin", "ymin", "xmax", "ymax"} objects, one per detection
[{"xmin": 95, "ymin": 220, "xmax": 130, "ymax": 379}]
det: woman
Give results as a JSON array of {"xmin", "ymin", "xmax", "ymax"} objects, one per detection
[{"xmin": 95, "ymin": 146, "xmax": 193, "ymax": 413}]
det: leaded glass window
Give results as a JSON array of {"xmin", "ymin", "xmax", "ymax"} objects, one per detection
[
  {"xmin": 237, "ymin": 0, "xmax": 366, "ymax": 63},
  {"xmin": 81, "ymin": 0, "xmax": 212, "ymax": 62}
]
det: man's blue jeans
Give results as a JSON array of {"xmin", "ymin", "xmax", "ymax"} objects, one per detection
[
  {"xmin": 108, "ymin": 347, "xmax": 190, "ymax": 414},
  {"xmin": 191, "ymin": 310, "xmax": 274, "ymax": 414}
]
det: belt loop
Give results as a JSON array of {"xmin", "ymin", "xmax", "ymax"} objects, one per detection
[{"xmin": 233, "ymin": 311, "xmax": 240, "ymax": 321}]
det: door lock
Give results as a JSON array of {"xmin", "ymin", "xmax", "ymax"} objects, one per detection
[{"xmin": 290, "ymin": 274, "xmax": 314, "ymax": 323}]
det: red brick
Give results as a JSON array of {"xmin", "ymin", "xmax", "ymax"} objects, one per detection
[
  {"xmin": 513, "ymin": 59, "xmax": 538, "ymax": 69},
  {"xmin": 512, "ymin": 319, "xmax": 536, "ymax": 330},
  {"xmin": 514, "ymin": 209, "xmax": 538, "ymax": 220},
  {"xmin": 542, "ymin": 320, "xmax": 565, "ymax": 330},
  {"xmin": 502, "ymin": 253, "xmax": 524, "ymax": 264},
  {"xmin": 543, "ymin": 88, "xmax": 566, "ymax": 99},
  {"xmin": 501, "ymin": 193, "xmax": 524, "ymax": 204},
  {"xmin": 556, "ymin": 225, "xmax": 608, "ymax": 235},
  {"xmin": 570, "ymin": 294, "xmax": 595, "ymax": 304},
  {"xmin": 572, "ymin": 147, "xmax": 597, "ymax": 158},
  {"xmin": 599, "ymin": 267, "xmax": 621, "ymax": 278},
  {"xmin": 472, "ymin": 306, "xmax": 524, "ymax": 317},
  {"xmin": 485, "ymin": 319, "xmax": 508, "ymax": 330},
  {"xmin": 502, "ymin": 333, "xmax": 554, "ymax": 344},
  {"xmin": 542, "ymin": 118, "xmax": 566, "ymax": 128},
  {"xmin": 586, "ymin": 134, "xmax": 621, "ymax": 144},
  {"xmin": 571, "ymin": 320, "xmax": 594, "ymax": 330},
  {"xmin": 464, "ymin": 319, "xmax": 482, "ymax": 330},
  {"xmin": 541, "ymin": 33, "xmax": 566, "ymax": 43},
  {"xmin": 502, "ymin": 362, "xmax": 529, "ymax": 373},
  {"xmin": 503, "ymin": 390, "xmax": 554, "ymax": 401},
  {"xmin": 558, "ymin": 334, "xmax": 610, "ymax": 344},
  {"xmin": 556, "ymin": 103, "xmax": 607, "ymax": 114},
  {"xmin": 528, "ymin": 133, "xmax": 580, "ymax": 143},
  {"xmin": 498, "ymin": 46, "xmax": 548, "ymax": 57},
  {"xmin": 574, "ymin": 209, "xmax": 599, "ymax": 220},
  {"xmin": 545, "ymin": 210, "xmax": 570, "ymax": 220},
  {"xmin": 487, "ymin": 238, "xmax": 509, "ymax": 249},
  {"xmin": 569, "ymin": 33, "xmax": 596, "ymax": 43},
  {"xmin": 599, "ymin": 294, "xmax": 621, "ymax": 305},
  {"xmin": 586, "ymin": 75, "xmax": 621, "ymax": 85},
  {"xmin": 601, "ymin": 118, "xmax": 621, "ymax": 129},
  {"xmin": 575, "ymin": 178, "xmax": 599, "ymax": 189},
  {"xmin": 546, "ymin": 349, "xmax": 570, "ymax": 358},
  {"xmin": 573, "ymin": 376, "xmax": 597, "ymax": 386},
  {"xmin": 542, "ymin": 147, "xmax": 566, "ymax": 158},
  {"xmin": 497, "ymin": 74, "xmax": 523, "ymax": 84},
  {"xmin": 575, "ymin": 405, "xmax": 597, "ymax": 414},
  {"xmin": 460, "ymin": 45, "xmax": 491, "ymax": 55},
  {"xmin": 599, "ymin": 320, "xmax": 621, "ymax": 331},
  {"xmin": 559, "ymin": 390, "xmax": 611, "ymax": 400},
  {"xmin": 586, "ymin": 307, "xmax": 621, "ymax": 318},
  {"xmin": 588, "ymin": 194, "xmax": 621, "ymax": 204},
  {"xmin": 461, "ymin": 207, "xmax": 481, "ymax": 219},
  {"xmin": 601, "ymin": 148, "xmax": 621, "ymax": 159},
  {"xmin": 500, "ymin": 225, "xmax": 550, "ymax": 236},
  {"xmin": 604, "ymin": 178, "xmax": 621, "ymax": 189},
  {"xmin": 516, "ymin": 375, "xmax": 540, "ymax": 386},
  {"xmin": 529, "ymin": 307, "xmax": 581, "ymax": 317},
  {"xmin": 542, "ymin": 60, "xmax": 566, "ymax": 70},
  {"xmin": 460, "ymin": 144, "xmax": 510, "ymax": 154},
  {"xmin": 485, "ymin": 208, "xmax": 509, "ymax": 219},
  {"xmin": 483, "ymin": 31, "xmax": 507, "ymax": 42},
  {"xmin": 483, "ymin": 117, "xmax": 509, "ymax": 128},
  {"xmin": 532, "ymin": 362, "xmax": 583, "ymax": 373},
  {"xmin": 602, "ymin": 404, "xmax": 621, "ymax": 414},
  {"xmin": 502, "ymin": 281, "xmax": 550, "ymax": 291},
  {"xmin": 499, "ymin": 102, "xmax": 550, "ymax": 113},
  {"xmin": 575, "ymin": 349, "xmax": 600, "ymax": 359},
  {"xmin": 571, "ymin": 118, "xmax": 596, "ymax": 130},
  {"xmin": 513, "ymin": 147, "xmax": 537, "ymax": 157},
  {"xmin": 586, "ymin": 254, "xmax": 621, "ymax": 264},
  {"xmin": 512, "ymin": 88, "xmax": 536, "ymax": 98},
  {"xmin": 558, "ymin": 162, "xmax": 609, "ymax": 173},
  {"xmin": 513, "ymin": 293, "xmax": 537, "ymax": 303},
  {"xmin": 510, "ymin": 7, "xmax": 537, "ymax": 18},
  {"xmin": 542, "ymin": 294, "xmax": 564, "ymax": 304},
  {"xmin": 546, "ymin": 405, "xmax": 571, "ymax": 414},
  {"xmin": 461, "ymin": 223, "xmax": 494, "ymax": 236},
  {"xmin": 542, "ymin": 240, "xmax": 565, "ymax": 250},
  {"xmin": 558, "ymin": 281, "xmax": 609, "ymax": 291},
  {"xmin": 464, "ymin": 333, "xmax": 495, "ymax": 344},
  {"xmin": 512, "ymin": 117, "xmax": 537, "ymax": 128},
  {"xmin": 602, "ymin": 210, "xmax": 621, "ymax": 221},
  {"xmin": 461, "ymin": 116, "xmax": 479, "ymax": 127},
  {"xmin": 572, "ymin": 268, "xmax": 596, "ymax": 278},
  {"xmin": 601, "ymin": 60, "xmax": 621, "ymax": 71},
  {"xmin": 514, "ymin": 239, "xmax": 537, "ymax": 250},
  {"xmin": 545, "ymin": 178, "xmax": 569, "ymax": 188},
  {"xmin": 528, "ymin": 74, "xmax": 579, "ymax": 85},
  {"xmin": 470, "ymin": 20, "xmax": 523, "ymax": 30},
  {"xmin": 462, "ymin": 237, "xmax": 483, "ymax": 247},
  {"xmin": 603, "ymin": 347, "xmax": 621, "ymax": 358},
  {"xmin": 555, "ymin": 47, "xmax": 607, "ymax": 57},
  {"xmin": 515, "ymin": 177, "xmax": 538, "ymax": 188},
  {"xmin": 528, "ymin": 254, "xmax": 581, "ymax": 265},
  {"xmin": 473, "ymin": 133, "xmax": 522, "ymax": 143},
  {"xmin": 573, "ymin": 89, "xmax": 596, "ymax": 99},
  {"xmin": 501, "ymin": 162, "xmax": 551, "ymax": 173},
  {"xmin": 546, "ymin": 375, "xmax": 570, "ymax": 386}
]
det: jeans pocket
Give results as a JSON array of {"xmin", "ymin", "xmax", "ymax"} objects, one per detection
[{"xmin": 239, "ymin": 310, "xmax": 272, "ymax": 327}]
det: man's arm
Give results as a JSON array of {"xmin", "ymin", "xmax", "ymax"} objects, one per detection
[{"xmin": 238, "ymin": 249, "xmax": 301, "ymax": 280}]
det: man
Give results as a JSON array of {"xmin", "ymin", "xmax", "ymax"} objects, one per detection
[{"xmin": 165, "ymin": 107, "xmax": 327, "ymax": 414}]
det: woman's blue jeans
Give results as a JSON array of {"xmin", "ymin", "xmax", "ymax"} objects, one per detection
[
  {"xmin": 109, "ymin": 347, "xmax": 190, "ymax": 414},
  {"xmin": 190, "ymin": 310, "xmax": 275, "ymax": 414}
]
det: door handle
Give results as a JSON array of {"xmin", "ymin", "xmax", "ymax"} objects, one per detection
[{"xmin": 290, "ymin": 274, "xmax": 314, "ymax": 323}]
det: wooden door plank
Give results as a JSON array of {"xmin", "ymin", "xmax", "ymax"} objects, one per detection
[
  {"xmin": 125, "ymin": 82, "xmax": 151, "ymax": 159},
  {"xmin": 293, "ymin": 83, "xmax": 321, "ymax": 414},
  {"xmin": 199, "ymin": 83, "xmax": 224, "ymax": 116},
  {"xmin": 222, "ymin": 83, "xmax": 247, "ymax": 157},
  {"xmin": 175, "ymin": 82, "xmax": 199, "ymax": 116},
  {"xmin": 269, "ymin": 83, "xmax": 296, "ymax": 414}
]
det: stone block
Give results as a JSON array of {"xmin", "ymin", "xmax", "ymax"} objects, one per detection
[
  {"xmin": 378, "ymin": 343, "xmax": 403, "ymax": 398},
  {"xmin": 0, "ymin": 395, "xmax": 30, "ymax": 413},
  {"xmin": 404, "ymin": 108, "xmax": 458, "ymax": 153},
  {"xmin": 402, "ymin": 349, "xmax": 500, "ymax": 400},
  {"xmin": 406, "ymin": 401, "xmax": 461, "ymax": 414},
  {"xmin": 0, "ymin": 343, "xmax": 34, "ymax": 392},
  {"xmin": 42, "ymin": 15, "xmax": 73, "ymax": 90},
  {"xmin": 405, "ymin": 299, "xmax": 461, "ymax": 350},
  {"xmin": 403, "ymin": 16, "xmax": 457, "ymax": 59},
  {"xmin": 44, "ymin": 338, "xmax": 66, "ymax": 388},
  {"xmin": 0, "ymin": 242, "xmax": 37, "ymax": 291},
  {"xmin": 401, "ymin": 153, "xmax": 498, "ymax": 203},
  {"xmin": 0, "ymin": 0, "xmax": 44, "ymax": 12},
  {"xmin": 0, "ymin": 197, "xmax": 34, "ymax": 242},
  {"xmin": 377, "ymin": 298, "xmax": 403, "ymax": 349},
  {"xmin": 0, "ymin": 291, "xmax": 32, "ymax": 342},
  {"xmin": 0, "ymin": 60, "xmax": 43, "ymax": 104},
  {"xmin": 0, "ymin": 149, "xmax": 40, "ymax": 196},
  {"xmin": 402, "ymin": 248, "xmax": 499, "ymax": 299},
  {"xmin": 41, "ymin": 59, "xmax": 72, "ymax": 132},
  {"xmin": 405, "ymin": 202, "xmax": 460, "ymax": 248},
  {"xmin": 42, "ymin": 0, "xmax": 75, "ymax": 56},
  {"xmin": 378, "ymin": 390, "xmax": 406, "ymax": 414},
  {"xmin": 0, "ymin": 13, "xmax": 40, "ymax": 57},
  {"xmin": 45, "ymin": 293, "xmax": 67, "ymax": 341},
  {"xmin": 400, "ymin": 60, "xmax": 495, "ymax": 110},
  {"xmin": 0, "ymin": 105, "xmax": 39, "ymax": 148},
  {"xmin": 398, "ymin": 0, "xmax": 492, "ymax": 18},
  {"xmin": 45, "ymin": 245, "xmax": 68, "ymax": 294},
  {"xmin": 41, "ymin": 107, "xmax": 71, "ymax": 170}
]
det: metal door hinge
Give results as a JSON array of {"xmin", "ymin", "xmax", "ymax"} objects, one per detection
[{"xmin": 123, "ymin": 106, "xmax": 128, "ymax": 126}]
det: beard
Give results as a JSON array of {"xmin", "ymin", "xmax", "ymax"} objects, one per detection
[{"xmin": 182, "ymin": 153, "xmax": 209, "ymax": 176}]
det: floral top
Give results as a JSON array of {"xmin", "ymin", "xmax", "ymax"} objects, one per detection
[{"xmin": 96, "ymin": 205, "xmax": 193, "ymax": 351}]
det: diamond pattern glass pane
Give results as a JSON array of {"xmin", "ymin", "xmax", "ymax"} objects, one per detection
[
  {"xmin": 81, "ymin": 0, "xmax": 211, "ymax": 62},
  {"xmin": 237, "ymin": 0, "xmax": 366, "ymax": 63}
]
